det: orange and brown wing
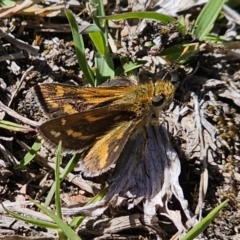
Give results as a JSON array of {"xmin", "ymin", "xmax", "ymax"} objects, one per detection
[
  {"xmin": 38, "ymin": 107, "xmax": 136, "ymax": 152},
  {"xmin": 35, "ymin": 83, "xmax": 130, "ymax": 118},
  {"xmin": 81, "ymin": 120, "xmax": 136, "ymax": 176}
]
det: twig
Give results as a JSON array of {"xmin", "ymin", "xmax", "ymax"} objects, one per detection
[
  {"xmin": 0, "ymin": 136, "xmax": 13, "ymax": 141},
  {"xmin": 0, "ymin": 0, "xmax": 42, "ymax": 18},
  {"xmin": 0, "ymin": 28, "xmax": 39, "ymax": 55},
  {"xmin": 0, "ymin": 143, "xmax": 19, "ymax": 165},
  {"xmin": 18, "ymin": 140, "xmax": 96, "ymax": 195},
  {"xmin": 192, "ymin": 93, "xmax": 208, "ymax": 217},
  {"xmin": 0, "ymin": 101, "xmax": 39, "ymax": 127},
  {"xmin": 24, "ymin": 21, "xmax": 71, "ymax": 32},
  {"xmin": 8, "ymin": 65, "xmax": 34, "ymax": 107},
  {"xmin": 0, "ymin": 51, "xmax": 25, "ymax": 62}
]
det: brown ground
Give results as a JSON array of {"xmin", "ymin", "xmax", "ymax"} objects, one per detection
[{"xmin": 0, "ymin": 1, "xmax": 240, "ymax": 240}]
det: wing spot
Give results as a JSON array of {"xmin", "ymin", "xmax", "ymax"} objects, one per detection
[
  {"xmin": 50, "ymin": 130, "xmax": 61, "ymax": 138},
  {"xmin": 48, "ymin": 99, "xmax": 59, "ymax": 108},
  {"xmin": 56, "ymin": 86, "xmax": 64, "ymax": 97},
  {"xmin": 61, "ymin": 118, "xmax": 66, "ymax": 125},
  {"xmin": 113, "ymin": 145, "xmax": 119, "ymax": 152},
  {"xmin": 63, "ymin": 104, "xmax": 78, "ymax": 114},
  {"xmin": 67, "ymin": 129, "xmax": 82, "ymax": 138},
  {"xmin": 85, "ymin": 115, "xmax": 107, "ymax": 122}
]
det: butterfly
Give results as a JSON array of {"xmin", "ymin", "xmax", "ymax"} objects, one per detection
[{"xmin": 35, "ymin": 77, "xmax": 175, "ymax": 176}]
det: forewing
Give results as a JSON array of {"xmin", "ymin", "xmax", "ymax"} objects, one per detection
[
  {"xmin": 35, "ymin": 83, "xmax": 131, "ymax": 118},
  {"xmin": 38, "ymin": 107, "xmax": 136, "ymax": 152}
]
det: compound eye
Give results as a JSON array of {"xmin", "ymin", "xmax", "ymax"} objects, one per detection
[{"xmin": 152, "ymin": 93, "xmax": 166, "ymax": 107}]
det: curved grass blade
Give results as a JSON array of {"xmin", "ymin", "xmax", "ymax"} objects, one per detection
[
  {"xmin": 15, "ymin": 139, "xmax": 42, "ymax": 168},
  {"xmin": 115, "ymin": 59, "xmax": 146, "ymax": 76},
  {"xmin": 2, "ymin": 203, "xmax": 59, "ymax": 230},
  {"xmin": 101, "ymin": 11, "xmax": 176, "ymax": 23},
  {"xmin": 33, "ymin": 200, "xmax": 82, "ymax": 240},
  {"xmin": 95, "ymin": 53, "xmax": 115, "ymax": 85},
  {"xmin": 0, "ymin": 120, "xmax": 34, "ymax": 132},
  {"xmin": 159, "ymin": 43, "xmax": 199, "ymax": 64},
  {"xmin": 44, "ymin": 153, "xmax": 81, "ymax": 207},
  {"xmin": 65, "ymin": 9, "xmax": 95, "ymax": 86},
  {"xmin": 182, "ymin": 199, "xmax": 229, "ymax": 240},
  {"xmin": 55, "ymin": 141, "xmax": 62, "ymax": 219},
  {"xmin": 192, "ymin": 0, "xmax": 225, "ymax": 40},
  {"xmin": 90, "ymin": 0, "xmax": 114, "ymax": 84},
  {"xmin": 70, "ymin": 187, "xmax": 109, "ymax": 229}
]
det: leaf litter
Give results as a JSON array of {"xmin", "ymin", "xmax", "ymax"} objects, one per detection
[{"xmin": 0, "ymin": 0, "xmax": 240, "ymax": 239}]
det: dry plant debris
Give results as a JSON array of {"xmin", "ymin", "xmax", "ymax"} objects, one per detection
[{"xmin": 0, "ymin": 0, "xmax": 240, "ymax": 239}]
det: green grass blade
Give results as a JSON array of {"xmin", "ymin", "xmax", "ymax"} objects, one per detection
[
  {"xmin": 15, "ymin": 139, "xmax": 42, "ymax": 168},
  {"xmin": 44, "ymin": 153, "xmax": 81, "ymax": 207},
  {"xmin": 192, "ymin": 0, "xmax": 225, "ymax": 40},
  {"xmin": 80, "ymin": 24, "xmax": 102, "ymax": 33},
  {"xmin": 92, "ymin": 0, "xmax": 107, "ymax": 30},
  {"xmin": 44, "ymin": 180, "xmax": 55, "ymax": 207},
  {"xmin": 89, "ymin": 31, "xmax": 106, "ymax": 56},
  {"xmin": 33, "ymin": 201, "xmax": 82, "ymax": 240},
  {"xmin": 70, "ymin": 187, "xmax": 109, "ymax": 229},
  {"xmin": 0, "ymin": 0, "xmax": 16, "ymax": 7},
  {"xmin": 86, "ymin": 186, "xmax": 109, "ymax": 205},
  {"xmin": 91, "ymin": 0, "xmax": 114, "ymax": 84},
  {"xmin": 61, "ymin": 153, "xmax": 82, "ymax": 178},
  {"xmin": 65, "ymin": 9, "xmax": 95, "ymax": 86},
  {"xmin": 204, "ymin": 34, "xmax": 228, "ymax": 43},
  {"xmin": 2, "ymin": 203, "xmax": 59, "ymax": 230},
  {"xmin": 101, "ymin": 12, "xmax": 176, "ymax": 23},
  {"xmin": 55, "ymin": 141, "xmax": 62, "ymax": 219},
  {"xmin": 115, "ymin": 59, "xmax": 147, "ymax": 76},
  {"xmin": 95, "ymin": 53, "xmax": 115, "ymax": 85},
  {"xmin": 0, "ymin": 120, "xmax": 34, "ymax": 132},
  {"xmin": 80, "ymin": 22, "xmax": 104, "ymax": 56},
  {"xmin": 159, "ymin": 43, "xmax": 199, "ymax": 64},
  {"xmin": 182, "ymin": 199, "xmax": 229, "ymax": 240}
]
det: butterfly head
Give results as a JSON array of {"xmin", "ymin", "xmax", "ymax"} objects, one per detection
[{"xmin": 152, "ymin": 80, "xmax": 175, "ymax": 111}]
